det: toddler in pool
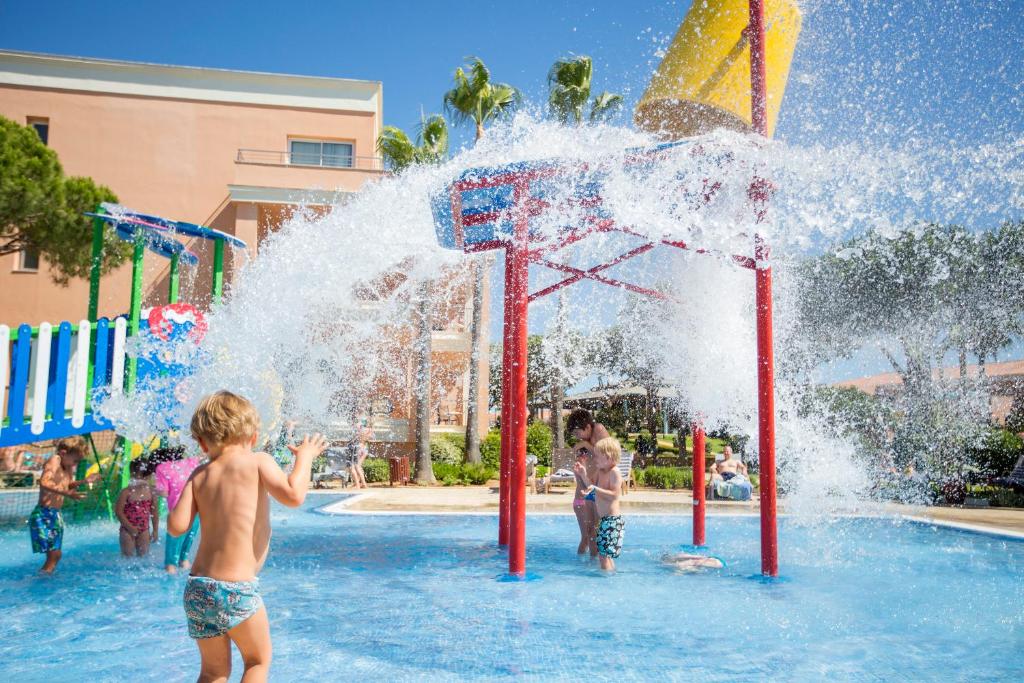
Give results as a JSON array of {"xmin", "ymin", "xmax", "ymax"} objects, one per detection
[
  {"xmin": 575, "ymin": 436, "xmax": 624, "ymax": 571},
  {"xmin": 168, "ymin": 390, "xmax": 325, "ymax": 683},
  {"xmin": 115, "ymin": 458, "xmax": 158, "ymax": 557}
]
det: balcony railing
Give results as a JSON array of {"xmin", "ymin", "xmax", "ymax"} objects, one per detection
[{"xmin": 236, "ymin": 149, "xmax": 384, "ymax": 171}]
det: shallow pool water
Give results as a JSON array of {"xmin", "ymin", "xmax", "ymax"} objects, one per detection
[{"xmin": 0, "ymin": 497, "xmax": 1021, "ymax": 681}]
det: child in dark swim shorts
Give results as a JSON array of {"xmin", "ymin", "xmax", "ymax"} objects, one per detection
[{"xmin": 575, "ymin": 436, "xmax": 624, "ymax": 571}]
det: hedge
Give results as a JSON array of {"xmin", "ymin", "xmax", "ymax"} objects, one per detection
[
  {"xmin": 363, "ymin": 458, "xmax": 389, "ymax": 483},
  {"xmin": 433, "ymin": 462, "xmax": 497, "ymax": 486}
]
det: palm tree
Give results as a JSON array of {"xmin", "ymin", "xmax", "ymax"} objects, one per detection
[
  {"xmin": 443, "ymin": 58, "xmax": 520, "ymax": 464},
  {"xmin": 376, "ymin": 113, "xmax": 449, "ymax": 173},
  {"xmin": 590, "ymin": 90, "xmax": 624, "ymax": 122},
  {"xmin": 443, "ymin": 57, "xmax": 520, "ymax": 142},
  {"xmin": 545, "ymin": 58, "xmax": 623, "ymax": 441},
  {"xmin": 376, "ymin": 114, "xmax": 448, "ymax": 479},
  {"xmin": 376, "ymin": 126, "xmax": 417, "ymax": 173},
  {"xmin": 547, "ymin": 56, "xmax": 623, "ymax": 125}
]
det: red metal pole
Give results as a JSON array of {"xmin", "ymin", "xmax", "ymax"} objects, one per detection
[
  {"xmin": 498, "ymin": 249, "xmax": 514, "ymax": 546},
  {"xmin": 507, "ymin": 183, "xmax": 531, "ymax": 577},
  {"xmin": 754, "ymin": 238, "xmax": 777, "ymax": 577},
  {"xmin": 749, "ymin": 0, "xmax": 778, "ymax": 577},
  {"xmin": 749, "ymin": 0, "xmax": 769, "ymax": 137},
  {"xmin": 692, "ymin": 424, "xmax": 706, "ymax": 547},
  {"xmin": 749, "ymin": 0, "xmax": 778, "ymax": 581}
]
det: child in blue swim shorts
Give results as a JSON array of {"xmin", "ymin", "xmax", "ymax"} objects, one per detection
[{"xmin": 168, "ymin": 391, "xmax": 325, "ymax": 682}]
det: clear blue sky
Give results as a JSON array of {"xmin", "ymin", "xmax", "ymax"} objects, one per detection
[
  {"xmin": 5, "ymin": 1, "xmax": 1019, "ymax": 150},
  {"xmin": 3, "ymin": 0, "xmax": 1021, "ymax": 381}
]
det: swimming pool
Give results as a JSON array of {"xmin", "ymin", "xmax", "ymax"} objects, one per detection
[{"xmin": 0, "ymin": 497, "xmax": 1021, "ymax": 681}]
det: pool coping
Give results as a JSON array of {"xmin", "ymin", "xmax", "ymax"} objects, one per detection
[{"xmin": 316, "ymin": 494, "xmax": 1024, "ymax": 541}]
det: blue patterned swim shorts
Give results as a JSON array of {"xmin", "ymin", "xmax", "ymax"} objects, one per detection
[
  {"xmin": 595, "ymin": 515, "xmax": 625, "ymax": 558},
  {"xmin": 183, "ymin": 576, "xmax": 263, "ymax": 639},
  {"xmin": 28, "ymin": 505, "xmax": 64, "ymax": 553}
]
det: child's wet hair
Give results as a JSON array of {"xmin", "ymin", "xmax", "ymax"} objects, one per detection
[
  {"xmin": 55, "ymin": 436, "xmax": 87, "ymax": 458},
  {"xmin": 129, "ymin": 457, "xmax": 150, "ymax": 478},
  {"xmin": 594, "ymin": 437, "xmax": 622, "ymax": 461},
  {"xmin": 191, "ymin": 391, "xmax": 261, "ymax": 448}
]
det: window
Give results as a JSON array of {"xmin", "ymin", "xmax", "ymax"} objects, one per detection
[
  {"xmin": 17, "ymin": 248, "xmax": 40, "ymax": 272},
  {"xmin": 288, "ymin": 139, "xmax": 353, "ymax": 168},
  {"xmin": 27, "ymin": 117, "xmax": 48, "ymax": 145}
]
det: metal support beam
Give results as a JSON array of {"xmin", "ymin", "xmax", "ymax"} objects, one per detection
[
  {"xmin": 692, "ymin": 424, "xmax": 706, "ymax": 547},
  {"xmin": 749, "ymin": 0, "xmax": 778, "ymax": 578},
  {"xmin": 506, "ymin": 182, "xmax": 531, "ymax": 577}
]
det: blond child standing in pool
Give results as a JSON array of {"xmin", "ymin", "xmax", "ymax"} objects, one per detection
[
  {"xmin": 168, "ymin": 391, "xmax": 325, "ymax": 683},
  {"xmin": 574, "ymin": 436, "xmax": 624, "ymax": 571}
]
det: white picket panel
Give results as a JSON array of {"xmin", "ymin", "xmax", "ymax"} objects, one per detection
[
  {"xmin": 0, "ymin": 325, "xmax": 9, "ymax": 437},
  {"xmin": 110, "ymin": 318, "xmax": 128, "ymax": 396},
  {"xmin": 30, "ymin": 323, "xmax": 52, "ymax": 435},
  {"xmin": 71, "ymin": 320, "xmax": 91, "ymax": 428}
]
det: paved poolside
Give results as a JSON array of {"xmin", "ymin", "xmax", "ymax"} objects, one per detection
[{"xmin": 317, "ymin": 484, "xmax": 1024, "ymax": 535}]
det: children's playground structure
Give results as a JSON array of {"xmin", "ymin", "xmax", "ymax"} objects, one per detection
[
  {"xmin": 3, "ymin": 0, "xmax": 798, "ymax": 575},
  {"xmin": 432, "ymin": 0, "xmax": 800, "ymax": 577},
  {"xmin": 0, "ymin": 203, "xmax": 246, "ymax": 504}
]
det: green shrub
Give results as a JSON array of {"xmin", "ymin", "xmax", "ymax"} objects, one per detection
[
  {"xmin": 633, "ymin": 468, "xmax": 646, "ymax": 487},
  {"xmin": 527, "ymin": 421, "xmax": 553, "ymax": 466},
  {"xmin": 639, "ymin": 466, "xmax": 692, "ymax": 489},
  {"xmin": 437, "ymin": 431, "xmax": 466, "ymax": 453},
  {"xmin": 967, "ymin": 484, "xmax": 1024, "ymax": 508},
  {"xmin": 972, "ymin": 429, "xmax": 1024, "ymax": 477},
  {"xmin": 430, "ymin": 438, "xmax": 463, "ymax": 465},
  {"xmin": 432, "ymin": 461, "xmax": 497, "ymax": 486},
  {"xmin": 480, "ymin": 430, "xmax": 501, "ymax": 470},
  {"xmin": 635, "ymin": 433, "xmax": 657, "ymax": 456},
  {"xmin": 363, "ymin": 458, "xmax": 389, "ymax": 483}
]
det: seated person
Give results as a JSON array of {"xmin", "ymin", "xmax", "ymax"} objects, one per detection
[
  {"xmin": 712, "ymin": 446, "xmax": 747, "ymax": 481},
  {"xmin": 661, "ymin": 552, "xmax": 724, "ymax": 572},
  {"xmin": 709, "ymin": 446, "xmax": 753, "ymax": 501}
]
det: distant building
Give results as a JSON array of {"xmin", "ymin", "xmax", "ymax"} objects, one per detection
[
  {"xmin": 0, "ymin": 50, "xmax": 488, "ymax": 453},
  {"xmin": 834, "ymin": 359, "xmax": 1024, "ymax": 425}
]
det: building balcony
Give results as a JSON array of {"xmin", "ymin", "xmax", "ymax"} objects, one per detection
[
  {"xmin": 236, "ymin": 148, "xmax": 384, "ymax": 171},
  {"xmin": 234, "ymin": 148, "xmax": 383, "ymax": 196}
]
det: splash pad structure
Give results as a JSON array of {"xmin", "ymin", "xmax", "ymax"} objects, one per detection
[{"xmin": 433, "ymin": 0, "xmax": 799, "ymax": 577}]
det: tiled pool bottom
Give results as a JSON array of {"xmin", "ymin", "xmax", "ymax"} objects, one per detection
[{"xmin": 0, "ymin": 499, "xmax": 1021, "ymax": 682}]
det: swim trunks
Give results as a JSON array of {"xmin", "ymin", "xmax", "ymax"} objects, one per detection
[
  {"xmin": 595, "ymin": 515, "xmax": 625, "ymax": 558},
  {"xmin": 28, "ymin": 505, "xmax": 64, "ymax": 553},
  {"xmin": 184, "ymin": 576, "xmax": 263, "ymax": 639}
]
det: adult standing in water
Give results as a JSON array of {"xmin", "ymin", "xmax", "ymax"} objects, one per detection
[{"xmin": 566, "ymin": 409, "xmax": 611, "ymax": 557}]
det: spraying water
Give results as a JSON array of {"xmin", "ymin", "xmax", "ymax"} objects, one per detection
[{"xmin": 97, "ymin": 0, "xmax": 1024, "ymax": 512}]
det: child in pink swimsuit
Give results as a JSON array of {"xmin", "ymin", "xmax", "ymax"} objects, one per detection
[
  {"xmin": 153, "ymin": 446, "xmax": 202, "ymax": 574},
  {"xmin": 115, "ymin": 458, "xmax": 158, "ymax": 557}
]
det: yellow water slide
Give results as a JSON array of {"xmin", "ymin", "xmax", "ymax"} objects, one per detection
[{"xmin": 635, "ymin": 0, "xmax": 802, "ymax": 139}]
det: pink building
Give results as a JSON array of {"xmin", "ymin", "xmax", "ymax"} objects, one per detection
[
  {"xmin": 0, "ymin": 50, "xmax": 489, "ymax": 450},
  {"xmin": 0, "ymin": 49, "xmax": 383, "ymax": 325}
]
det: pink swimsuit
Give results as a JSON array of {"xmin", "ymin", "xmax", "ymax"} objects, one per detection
[{"xmin": 122, "ymin": 498, "xmax": 152, "ymax": 535}]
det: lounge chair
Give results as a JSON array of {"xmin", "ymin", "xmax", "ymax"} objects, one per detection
[
  {"xmin": 618, "ymin": 451, "xmax": 635, "ymax": 495},
  {"xmin": 994, "ymin": 453, "xmax": 1024, "ymax": 492},
  {"xmin": 543, "ymin": 448, "xmax": 576, "ymax": 494},
  {"xmin": 313, "ymin": 446, "xmax": 353, "ymax": 489},
  {"xmin": 525, "ymin": 454, "xmax": 538, "ymax": 494}
]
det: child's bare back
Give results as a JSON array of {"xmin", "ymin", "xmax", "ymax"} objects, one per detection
[
  {"xmin": 187, "ymin": 447, "xmax": 275, "ymax": 582},
  {"xmin": 168, "ymin": 391, "xmax": 325, "ymax": 683}
]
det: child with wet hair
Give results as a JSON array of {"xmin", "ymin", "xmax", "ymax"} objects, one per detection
[
  {"xmin": 31, "ymin": 436, "xmax": 99, "ymax": 573},
  {"xmin": 115, "ymin": 458, "xmax": 158, "ymax": 557},
  {"xmin": 575, "ymin": 436, "xmax": 624, "ymax": 571},
  {"xmin": 169, "ymin": 390, "xmax": 325, "ymax": 683}
]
